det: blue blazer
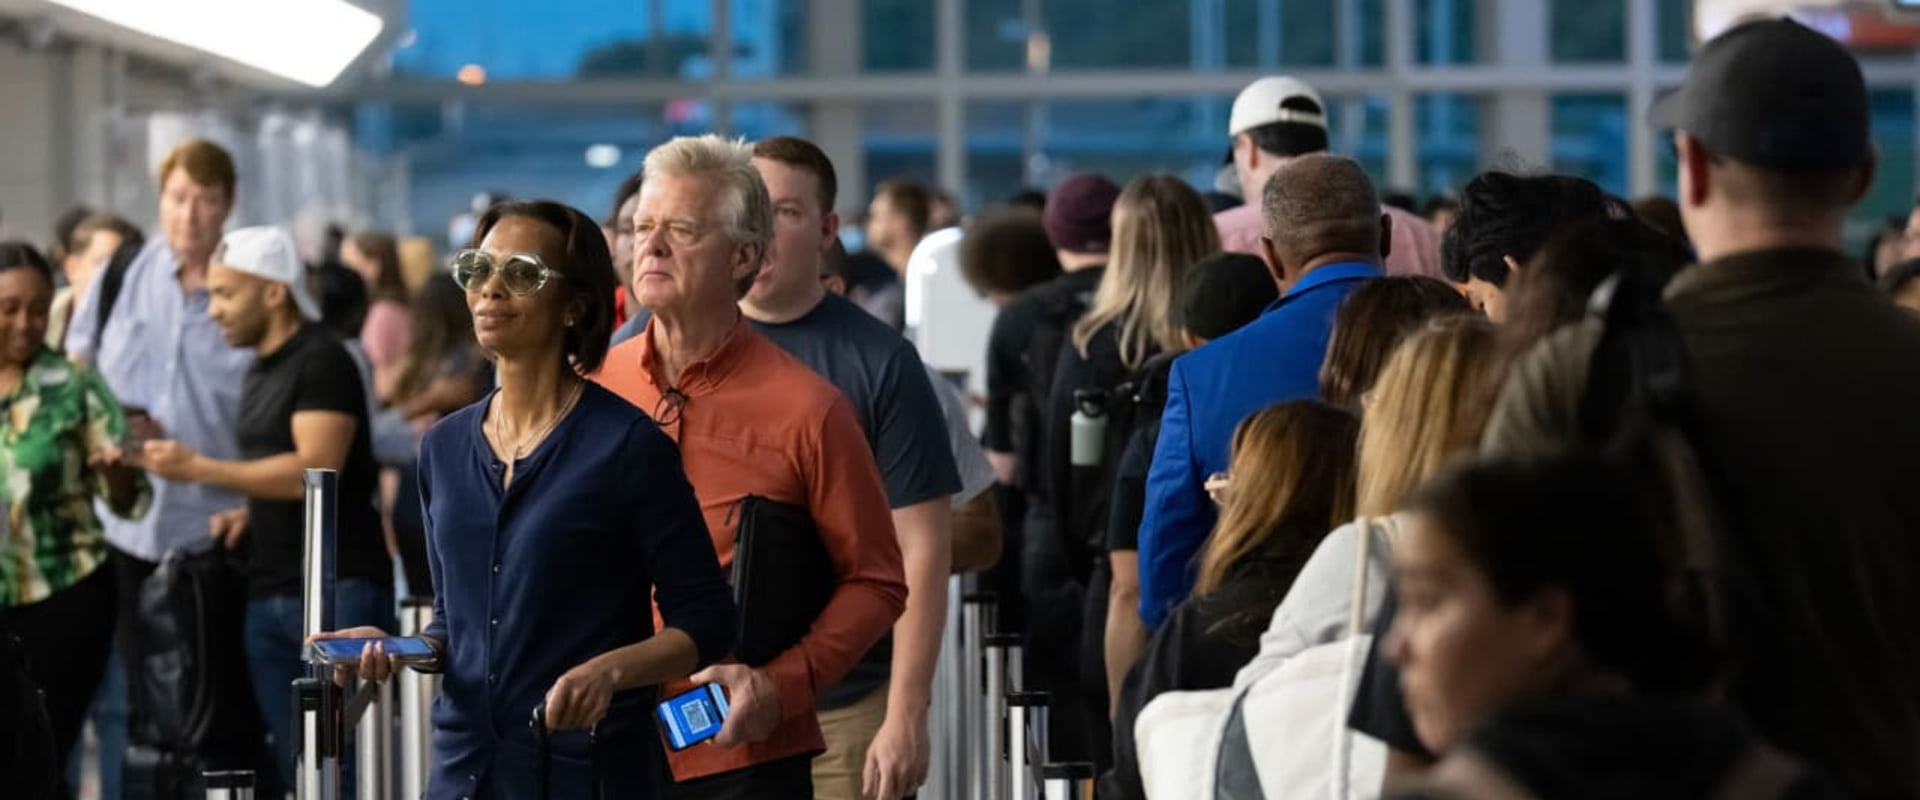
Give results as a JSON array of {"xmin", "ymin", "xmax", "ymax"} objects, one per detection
[{"xmin": 1136, "ymin": 261, "xmax": 1379, "ymax": 628}]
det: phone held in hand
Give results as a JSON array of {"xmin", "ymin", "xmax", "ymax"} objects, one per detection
[
  {"xmin": 120, "ymin": 406, "xmax": 158, "ymax": 467},
  {"xmin": 655, "ymin": 682, "xmax": 729, "ymax": 751},
  {"xmin": 308, "ymin": 636, "xmax": 437, "ymax": 665}
]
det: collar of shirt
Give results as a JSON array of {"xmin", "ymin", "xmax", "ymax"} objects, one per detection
[
  {"xmin": 635, "ymin": 313, "xmax": 752, "ymax": 397},
  {"xmin": 1276, "ymin": 261, "xmax": 1380, "ymax": 305},
  {"xmin": 1668, "ymin": 247, "xmax": 1862, "ymax": 301},
  {"xmin": 250, "ymin": 323, "xmax": 318, "ymax": 372}
]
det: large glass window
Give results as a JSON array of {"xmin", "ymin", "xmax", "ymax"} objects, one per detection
[
  {"xmin": 1416, "ymin": 0, "xmax": 1478, "ymax": 65},
  {"xmin": 865, "ymin": 101, "xmax": 939, "ymax": 192},
  {"xmin": 354, "ymin": 103, "xmax": 671, "ymax": 244},
  {"xmin": 1659, "ymin": 0, "xmax": 1696, "ymax": 63},
  {"xmin": 390, "ymin": 0, "xmax": 805, "ymax": 81},
  {"xmin": 1551, "ymin": 0, "xmax": 1626, "ymax": 63},
  {"xmin": 961, "ymin": 96, "xmax": 1236, "ymax": 206},
  {"xmin": 1551, "ymin": 94, "xmax": 1628, "ymax": 196},
  {"xmin": 959, "ymin": 95, "xmax": 1390, "ymax": 201},
  {"xmin": 1418, "ymin": 94, "xmax": 1482, "ymax": 196},
  {"xmin": 966, "ymin": 0, "xmax": 1382, "ymax": 72},
  {"xmin": 866, "ymin": 0, "xmax": 935, "ymax": 71}
]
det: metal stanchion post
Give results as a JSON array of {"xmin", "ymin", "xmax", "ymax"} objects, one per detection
[
  {"xmin": 398, "ymin": 598, "xmax": 437, "ymax": 800},
  {"xmin": 926, "ymin": 575, "xmax": 964, "ymax": 800},
  {"xmin": 355, "ymin": 677, "xmax": 393, "ymax": 800},
  {"xmin": 1006, "ymin": 691, "xmax": 1050, "ymax": 800},
  {"xmin": 298, "ymin": 469, "xmax": 339, "ymax": 800},
  {"xmin": 983, "ymin": 632, "xmax": 1020, "ymax": 800},
  {"xmin": 204, "ymin": 770, "xmax": 255, "ymax": 800},
  {"xmin": 1040, "ymin": 763, "xmax": 1094, "ymax": 800},
  {"xmin": 960, "ymin": 591, "xmax": 994, "ymax": 800},
  {"xmin": 293, "ymin": 678, "xmax": 335, "ymax": 800}
]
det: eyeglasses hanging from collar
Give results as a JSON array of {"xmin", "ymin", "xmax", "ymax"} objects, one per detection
[{"xmin": 653, "ymin": 387, "xmax": 687, "ymax": 428}]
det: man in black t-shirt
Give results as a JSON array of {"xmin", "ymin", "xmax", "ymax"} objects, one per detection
[{"xmin": 142, "ymin": 226, "xmax": 393, "ymax": 790}]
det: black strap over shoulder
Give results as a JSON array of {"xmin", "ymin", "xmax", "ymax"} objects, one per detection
[{"xmin": 1576, "ymin": 261, "xmax": 1782, "ymax": 701}]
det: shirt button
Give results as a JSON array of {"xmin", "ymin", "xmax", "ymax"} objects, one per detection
[
  {"xmin": 492, "ymin": 564, "xmax": 501, "ymax": 574},
  {"xmin": 490, "ymin": 617, "xmax": 499, "ymax": 627},
  {"xmin": 487, "ymin": 673, "xmax": 497, "ymax": 684}
]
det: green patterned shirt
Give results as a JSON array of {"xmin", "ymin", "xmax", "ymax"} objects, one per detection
[{"xmin": 0, "ymin": 348, "xmax": 151, "ymax": 606}]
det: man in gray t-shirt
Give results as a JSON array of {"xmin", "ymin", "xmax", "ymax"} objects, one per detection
[{"xmin": 738, "ymin": 137, "xmax": 962, "ymax": 800}]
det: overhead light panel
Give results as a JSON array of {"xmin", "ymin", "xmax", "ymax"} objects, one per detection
[{"xmin": 47, "ymin": 0, "xmax": 383, "ymax": 88}]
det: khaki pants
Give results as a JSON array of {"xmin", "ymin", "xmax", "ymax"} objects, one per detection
[{"xmin": 811, "ymin": 683, "xmax": 890, "ymax": 800}]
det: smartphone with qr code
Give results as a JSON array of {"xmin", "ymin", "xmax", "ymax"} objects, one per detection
[{"xmin": 655, "ymin": 682, "xmax": 729, "ymax": 751}]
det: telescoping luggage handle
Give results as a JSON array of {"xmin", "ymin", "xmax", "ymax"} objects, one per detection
[{"xmin": 531, "ymin": 702, "xmax": 604, "ymax": 800}]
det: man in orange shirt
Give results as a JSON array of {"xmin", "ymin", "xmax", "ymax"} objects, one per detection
[{"xmin": 593, "ymin": 134, "xmax": 907, "ymax": 798}]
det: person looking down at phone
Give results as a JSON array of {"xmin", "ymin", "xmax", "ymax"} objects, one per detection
[
  {"xmin": 314, "ymin": 200, "xmax": 739, "ymax": 799},
  {"xmin": 139, "ymin": 226, "xmax": 394, "ymax": 790},
  {"xmin": 594, "ymin": 135, "xmax": 906, "ymax": 799},
  {"xmin": 0, "ymin": 240, "xmax": 149, "ymax": 800}
]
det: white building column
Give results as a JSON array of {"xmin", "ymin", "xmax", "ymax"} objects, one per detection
[
  {"xmin": 807, "ymin": 0, "xmax": 865, "ymax": 219},
  {"xmin": 1477, "ymin": 0, "xmax": 1552, "ymax": 169}
]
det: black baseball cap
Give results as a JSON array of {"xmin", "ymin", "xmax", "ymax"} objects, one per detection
[
  {"xmin": 1180, "ymin": 252, "xmax": 1278, "ymax": 341},
  {"xmin": 1649, "ymin": 17, "xmax": 1870, "ymax": 170}
]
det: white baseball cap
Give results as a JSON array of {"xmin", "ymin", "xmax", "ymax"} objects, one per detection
[
  {"xmin": 216, "ymin": 226, "xmax": 321, "ymax": 321},
  {"xmin": 1228, "ymin": 76, "xmax": 1328, "ymax": 137}
]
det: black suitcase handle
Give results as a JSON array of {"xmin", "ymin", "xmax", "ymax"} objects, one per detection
[{"xmin": 530, "ymin": 702, "xmax": 603, "ymax": 800}]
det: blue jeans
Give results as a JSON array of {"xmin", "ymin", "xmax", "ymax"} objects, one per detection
[
  {"xmin": 245, "ymin": 580, "xmax": 395, "ymax": 796},
  {"xmin": 69, "ymin": 650, "xmax": 126, "ymax": 800}
]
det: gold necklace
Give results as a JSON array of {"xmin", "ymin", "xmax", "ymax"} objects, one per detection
[{"xmin": 493, "ymin": 379, "xmax": 584, "ymax": 462}]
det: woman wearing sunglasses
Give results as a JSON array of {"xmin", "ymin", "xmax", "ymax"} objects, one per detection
[{"xmin": 313, "ymin": 200, "xmax": 737, "ymax": 799}]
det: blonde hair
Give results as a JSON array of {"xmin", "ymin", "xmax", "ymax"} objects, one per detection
[
  {"xmin": 1071, "ymin": 175, "xmax": 1220, "ymax": 370},
  {"xmin": 643, "ymin": 135, "xmax": 773, "ymax": 293},
  {"xmin": 1355, "ymin": 316, "xmax": 1504, "ymax": 517},
  {"xmin": 1195, "ymin": 401, "xmax": 1359, "ymax": 596}
]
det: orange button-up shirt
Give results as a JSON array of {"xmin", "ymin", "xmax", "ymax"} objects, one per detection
[{"xmin": 593, "ymin": 314, "xmax": 907, "ymax": 781}]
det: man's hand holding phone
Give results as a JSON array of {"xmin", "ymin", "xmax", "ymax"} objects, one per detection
[
  {"xmin": 686, "ymin": 663, "xmax": 781, "ymax": 747},
  {"xmin": 119, "ymin": 408, "xmax": 161, "ymax": 469}
]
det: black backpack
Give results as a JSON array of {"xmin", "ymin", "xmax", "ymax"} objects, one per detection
[
  {"xmin": 126, "ymin": 547, "xmax": 281, "ymax": 799},
  {"xmin": 1577, "ymin": 260, "xmax": 1776, "ymax": 708},
  {"xmin": 1017, "ymin": 279, "xmax": 1096, "ymax": 493},
  {"xmin": 1053, "ymin": 351, "xmax": 1180, "ymax": 561}
]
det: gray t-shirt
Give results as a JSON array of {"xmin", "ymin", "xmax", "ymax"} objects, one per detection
[
  {"xmin": 928, "ymin": 364, "xmax": 996, "ymax": 506},
  {"xmin": 751, "ymin": 292, "xmax": 963, "ymax": 709}
]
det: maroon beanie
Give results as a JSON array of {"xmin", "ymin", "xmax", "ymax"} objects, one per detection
[{"xmin": 1043, "ymin": 174, "xmax": 1121, "ymax": 254}]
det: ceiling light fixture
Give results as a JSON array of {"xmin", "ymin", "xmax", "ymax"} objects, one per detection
[{"xmin": 46, "ymin": 0, "xmax": 383, "ymax": 88}]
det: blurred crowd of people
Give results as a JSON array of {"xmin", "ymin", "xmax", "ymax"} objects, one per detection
[{"xmin": 0, "ymin": 14, "xmax": 1916, "ymax": 800}]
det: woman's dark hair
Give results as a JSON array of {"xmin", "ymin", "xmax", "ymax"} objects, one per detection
[
  {"xmin": 1879, "ymin": 258, "xmax": 1920, "ymax": 297},
  {"xmin": 92, "ymin": 237, "xmax": 145, "ymax": 344},
  {"xmin": 0, "ymin": 241, "xmax": 55, "ymax": 285},
  {"xmin": 1319, "ymin": 276, "xmax": 1473, "ymax": 411},
  {"xmin": 1503, "ymin": 217, "xmax": 1690, "ymax": 357},
  {"xmin": 1406, "ymin": 452, "xmax": 1719, "ymax": 694},
  {"xmin": 1441, "ymin": 172, "xmax": 1611, "ymax": 286},
  {"xmin": 469, "ymin": 200, "xmax": 618, "ymax": 374},
  {"xmin": 349, "ymin": 231, "xmax": 410, "ymax": 305},
  {"xmin": 609, "ymin": 169, "xmax": 644, "ymax": 224},
  {"xmin": 1629, "ymin": 196, "xmax": 1689, "ymax": 252},
  {"xmin": 51, "ymin": 206, "xmax": 95, "ymax": 261},
  {"xmin": 391, "ymin": 273, "xmax": 476, "ymax": 407},
  {"xmin": 959, "ymin": 208, "xmax": 1062, "ymax": 296},
  {"xmin": 313, "ymin": 261, "xmax": 370, "ymax": 339},
  {"xmin": 1422, "ymin": 194, "xmax": 1458, "ymax": 219}
]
